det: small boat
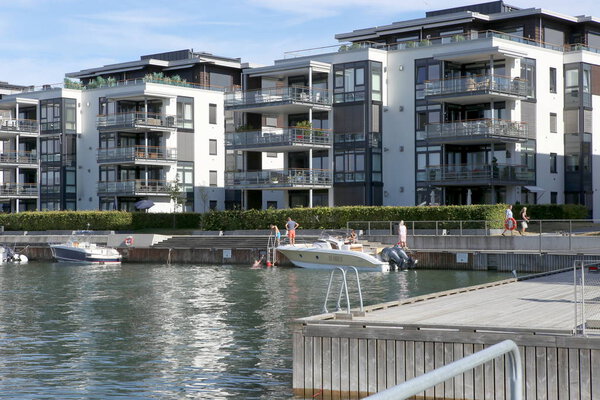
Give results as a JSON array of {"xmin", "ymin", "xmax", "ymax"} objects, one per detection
[
  {"xmin": 276, "ymin": 231, "xmax": 391, "ymax": 272},
  {"xmin": 0, "ymin": 245, "xmax": 28, "ymax": 264},
  {"xmin": 50, "ymin": 231, "xmax": 122, "ymax": 265}
]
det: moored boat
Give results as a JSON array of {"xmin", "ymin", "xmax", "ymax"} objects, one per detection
[{"xmin": 50, "ymin": 232, "xmax": 121, "ymax": 265}]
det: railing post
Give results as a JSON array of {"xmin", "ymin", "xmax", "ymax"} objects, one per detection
[
  {"xmin": 539, "ymin": 220, "xmax": 543, "ymax": 253},
  {"xmin": 368, "ymin": 221, "xmax": 371, "ymax": 236},
  {"xmin": 436, "ymin": 221, "xmax": 439, "ymax": 236},
  {"xmin": 389, "ymin": 221, "xmax": 392, "ymax": 236},
  {"xmin": 569, "ymin": 220, "xmax": 573, "ymax": 251},
  {"xmin": 460, "ymin": 220, "xmax": 463, "ymax": 236}
]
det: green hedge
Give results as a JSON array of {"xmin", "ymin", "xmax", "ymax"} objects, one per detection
[
  {"xmin": 0, "ymin": 211, "xmax": 132, "ymax": 231},
  {"xmin": 512, "ymin": 204, "xmax": 588, "ymax": 220},
  {"xmin": 200, "ymin": 205, "xmax": 507, "ymax": 230},
  {"xmin": 0, "ymin": 204, "xmax": 586, "ymax": 232}
]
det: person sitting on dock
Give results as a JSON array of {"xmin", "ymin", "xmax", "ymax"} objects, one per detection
[{"xmin": 270, "ymin": 224, "xmax": 281, "ymax": 246}]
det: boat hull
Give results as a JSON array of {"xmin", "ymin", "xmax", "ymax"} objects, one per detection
[
  {"xmin": 277, "ymin": 246, "xmax": 389, "ymax": 272},
  {"xmin": 50, "ymin": 245, "xmax": 122, "ymax": 265}
]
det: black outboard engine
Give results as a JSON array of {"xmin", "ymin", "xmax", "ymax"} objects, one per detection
[{"xmin": 380, "ymin": 245, "xmax": 418, "ymax": 270}]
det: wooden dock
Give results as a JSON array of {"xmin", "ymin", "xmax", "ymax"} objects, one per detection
[{"xmin": 293, "ymin": 270, "xmax": 600, "ymax": 399}]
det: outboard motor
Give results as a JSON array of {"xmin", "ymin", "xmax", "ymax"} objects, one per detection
[{"xmin": 380, "ymin": 245, "xmax": 418, "ymax": 270}]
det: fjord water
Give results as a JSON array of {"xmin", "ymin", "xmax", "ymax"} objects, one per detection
[{"xmin": 0, "ymin": 263, "xmax": 510, "ymax": 399}]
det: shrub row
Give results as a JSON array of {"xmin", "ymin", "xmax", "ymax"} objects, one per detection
[{"xmin": 0, "ymin": 204, "xmax": 587, "ymax": 232}]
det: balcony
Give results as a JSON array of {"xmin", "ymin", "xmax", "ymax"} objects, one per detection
[
  {"xmin": 224, "ymin": 86, "xmax": 331, "ymax": 113},
  {"xmin": 417, "ymin": 163, "xmax": 534, "ymax": 186},
  {"xmin": 0, "ymin": 119, "xmax": 39, "ymax": 137},
  {"xmin": 425, "ymin": 75, "xmax": 528, "ymax": 104},
  {"xmin": 96, "ymin": 112, "xmax": 177, "ymax": 132},
  {"xmin": 97, "ymin": 146, "xmax": 177, "ymax": 165},
  {"xmin": 0, "ymin": 183, "xmax": 38, "ymax": 198},
  {"xmin": 225, "ymin": 128, "xmax": 332, "ymax": 152},
  {"xmin": 420, "ymin": 119, "xmax": 528, "ymax": 144},
  {"xmin": 97, "ymin": 180, "xmax": 170, "ymax": 196},
  {"xmin": 0, "ymin": 151, "xmax": 38, "ymax": 166},
  {"xmin": 225, "ymin": 168, "xmax": 332, "ymax": 189}
]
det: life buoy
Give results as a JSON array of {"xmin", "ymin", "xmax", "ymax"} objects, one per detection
[
  {"xmin": 504, "ymin": 217, "xmax": 517, "ymax": 231},
  {"xmin": 124, "ymin": 236, "xmax": 134, "ymax": 247}
]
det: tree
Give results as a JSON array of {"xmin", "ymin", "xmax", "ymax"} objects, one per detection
[{"xmin": 168, "ymin": 177, "xmax": 186, "ymax": 213}]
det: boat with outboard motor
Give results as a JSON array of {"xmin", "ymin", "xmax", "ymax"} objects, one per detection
[
  {"xmin": 275, "ymin": 231, "xmax": 417, "ymax": 272},
  {"xmin": 50, "ymin": 231, "xmax": 122, "ymax": 265},
  {"xmin": 0, "ymin": 245, "xmax": 28, "ymax": 264}
]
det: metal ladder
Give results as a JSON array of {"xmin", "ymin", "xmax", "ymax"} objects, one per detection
[
  {"xmin": 266, "ymin": 233, "xmax": 277, "ymax": 265},
  {"xmin": 323, "ymin": 267, "xmax": 364, "ymax": 317}
]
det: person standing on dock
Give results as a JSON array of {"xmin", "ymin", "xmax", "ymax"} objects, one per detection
[
  {"xmin": 520, "ymin": 207, "xmax": 530, "ymax": 235},
  {"xmin": 286, "ymin": 217, "xmax": 299, "ymax": 245},
  {"xmin": 501, "ymin": 204, "xmax": 514, "ymax": 236},
  {"xmin": 398, "ymin": 221, "xmax": 407, "ymax": 248}
]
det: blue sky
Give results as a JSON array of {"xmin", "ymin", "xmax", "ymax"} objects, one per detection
[{"xmin": 1, "ymin": 0, "xmax": 598, "ymax": 86}]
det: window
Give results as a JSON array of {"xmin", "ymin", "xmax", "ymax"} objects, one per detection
[
  {"xmin": 520, "ymin": 58, "xmax": 536, "ymax": 99},
  {"xmin": 209, "ymin": 200, "xmax": 218, "ymax": 210},
  {"xmin": 267, "ymin": 201, "xmax": 277, "ymax": 209},
  {"xmin": 550, "ymin": 152, "xmax": 557, "ymax": 173},
  {"xmin": 177, "ymin": 97, "xmax": 194, "ymax": 130},
  {"xmin": 209, "ymin": 139, "xmax": 217, "ymax": 155},
  {"xmin": 549, "ymin": 67, "xmax": 557, "ymax": 93},
  {"xmin": 266, "ymin": 152, "xmax": 278, "ymax": 158},
  {"xmin": 209, "ymin": 170, "xmax": 217, "ymax": 186},
  {"xmin": 550, "ymin": 113, "xmax": 557, "ymax": 133},
  {"xmin": 551, "ymin": 192, "xmax": 558, "ymax": 204},
  {"xmin": 209, "ymin": 103, "xmax": 217, "ymax": 124},
  {"xmin": 371, "ymin": 62, "xmax": 382, "ymax": 102},
  {"xmin": 333, "ymin": 62, "xmax": 367, "ymax": 103}
]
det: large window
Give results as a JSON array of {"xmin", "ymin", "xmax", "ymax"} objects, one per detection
[
  {"xmin": 334, "ymin": 149, "xmax": 365, "ymax": 182},
  {"xmin": 64, "ymin": 99, "xmax": 76, "ymax": 133},
  {"xmin": 520, "ymin": 58, "xmax": 536, "ymax": 99},
  {"xmin": 177, "ymin": 97, "xmax": 194, "ymax": 130},
  {"xmin": 40, "ymin": 99, "xmax": 61, "ymax": 133},
  {"xmin": 550, "ymin": 153, "xmax": 557, "ymax": 173},
  {"xmin": 334, "ymin": 62, "xmax": 366, "ymax": 103},
  {"xmin": 371, "ymin": 62, "xmax": 382, "ymax": 102}
]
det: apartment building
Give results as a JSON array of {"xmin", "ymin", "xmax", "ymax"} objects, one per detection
[
  {"xmin": 0, "ymin": 50, "xmax": 242, "ymax": 212},
  {"xmin": 226, "ymin": 0, "xmax": 600, "ymax": 216}
]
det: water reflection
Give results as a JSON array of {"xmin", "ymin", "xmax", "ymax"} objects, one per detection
[{"xmin": 0, "ymin": 263, "xmax": 510, "ymax": 398}]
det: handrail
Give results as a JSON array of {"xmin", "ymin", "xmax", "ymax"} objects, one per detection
[{"xmin": 365, "ymin": 339, "xmax": 522, "ymax": 400}]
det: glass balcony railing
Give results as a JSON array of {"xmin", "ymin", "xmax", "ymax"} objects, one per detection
[
  {"xmin": 97, "ymin": 146, "xmax": 177, "ymax": 163},
  {"xmin": 425, "ymin": 74, "xmax": 528, "ymax": 98},
  {"xmin": 0, "ymin": 183, "xmax": 38, "ymax": 196},
  {"xmin": 97, "ymin": 180, "xmax": 170, "ymax": 195},
  {"xmin": 0, "ymin": 151, "xmax": 38, "ymax": 164},
  {"xmin": 96, "ymin": 112, "xmax": 176, "ymax": 130},
  {"xmin": 417, "ymin": 163, "xmax": 534, "ymax": 184},
  {"xmin": 0, "ymin": 119, "xmax": 39, "ymax": 134},
  {"xmin": 225, "ymin": 168, "xmax": 332, "ymax": 188},
  {"xmin": 225, "ymin": 128, "xmax": 332, "ymax": 148},
  {"xmin": 421, "ymin": 119, "xmax": 528, "ymax": 142},
  {"xmin": 225, "ymin": 86, "xmax": 331, "ymax": 108}
]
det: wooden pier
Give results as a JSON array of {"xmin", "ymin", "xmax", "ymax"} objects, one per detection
[{"xmin": 293, "ymin": 270, "xmax": 600, "ymax": 399}]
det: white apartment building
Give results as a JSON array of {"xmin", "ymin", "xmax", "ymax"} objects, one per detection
[
  {"xmin": 2, "ymin": 2, "xmax": 600, "ymax": 216},
  {"xmin": 225, "ymin": 0, "xmax": 600, "ymax": 217},
  {"xmin": 0, "ymin": 50, "xmax": 242, "ymax": 212}
]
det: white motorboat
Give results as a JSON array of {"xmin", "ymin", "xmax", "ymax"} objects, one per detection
[
  {"xmin": 50, "ymin": 232, "xmax": 122, "ymax": 265},
  {"xmin": 276, "ymin": 232, "xmax": 391, "ymax": 272}
]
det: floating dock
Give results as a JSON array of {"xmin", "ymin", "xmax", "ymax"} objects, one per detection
[{"xmin": 293, "ymin": 270, "xmax": 600, "ymax": 399}]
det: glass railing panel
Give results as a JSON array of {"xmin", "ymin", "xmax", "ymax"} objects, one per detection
[
  {"xmin": 225, "ymin": 87, "xmax": 332, "ymax": 107},
  {"xmin": 96, "ymin": 113, "xmax": 177, "ymax": 129},
  {"xmin": 425, "ymin": 75, "xmax": 528, "ymax": 97},
  {"xmin": 0, "ymin": 119, "xmax": 40, "ymax": 134},
  {"xmin": 225, "ymin": 128, "xmax": 331, "ymax": 147},
  {"xmin": 417, "ymin": 164, "xmax": 534, "ymax": 183},
  {"xmin": 424, "ymin": 119, "xmax": 528, "ymax": 140},
  {"xmin": 225, "ymin": 169, "xmax": 333, "ymax": 187}
]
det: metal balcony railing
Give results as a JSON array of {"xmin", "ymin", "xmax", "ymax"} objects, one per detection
[
  {"xmin": 96, "ymin": 112, "xmax": 176, "ymax": 130},
  {"xmin": 97, "ymin": 146, "xmax": 177, "ymax": 163},
  {"xmin": 97, "ymin": 179, "xmax": 170, "ymax": 195},
  {"xmin": 0, "ymin": 151, "xmax": 38, "ymax": 164},
  {"xmin": 0, "ymin": 118, "xmax": 40, "ymax": 134},
  {"xmin": 417, "ymin": 163, "xmax": 534, "ymax": 184},
  {"xmin": 425, "ymin": 74, "xmax": 528, "ymax": 98},
  {"xmin": 421, "ymin": 118, "xmax": 528, "ymax": 141},
  {"xmin": 225, "ymin": 127, "xmax": 332, "ymax": 148},
  {"xmin": 225, "ymin": 86, "xmax": 331, "ymax": 108},
  {"xmin": 0, "ymin": 183, "xmax": 38, "ymax": 196},
  {"xmin": 225, "ymin": 168, "xmax": 333, "ymax": 188}
]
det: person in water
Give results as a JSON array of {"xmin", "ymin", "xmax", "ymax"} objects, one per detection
[{"xmin": 251, "ymin": 255, "xmax": 265, "ymax": 269}]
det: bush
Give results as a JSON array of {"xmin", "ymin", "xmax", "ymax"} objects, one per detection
[
  {"xmin": 0, "ymin": 211, "xmax": 132, "ymax": 231},
  {"xmin": 512, "ymin": 204, "xmax": 588, "ymax": 220}
]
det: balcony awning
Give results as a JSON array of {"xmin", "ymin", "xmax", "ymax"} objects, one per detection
[{"xmin": 523, "ymin": 185, "xmax": 545, "ymax": 193}]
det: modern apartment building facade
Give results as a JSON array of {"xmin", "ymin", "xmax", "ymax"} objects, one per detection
[
  {"xmin": 224, "ymin": 0, "xmax": 600, "ymax": 216},
  {"xmin": 1, "ymin": 2, "xmax": 600, "ymax": 215},
  {"xmin": 0, "ymin": 51, "xmax": 242, "ymax": 212}
]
